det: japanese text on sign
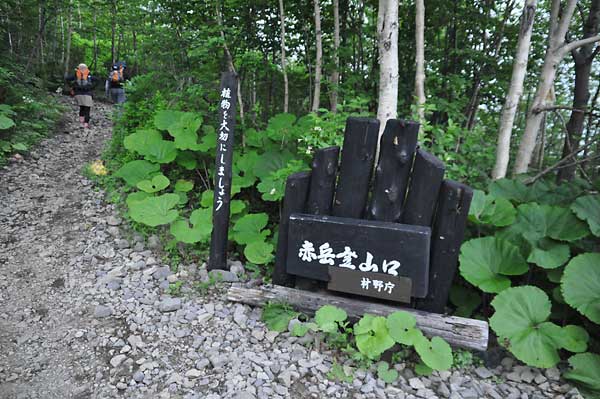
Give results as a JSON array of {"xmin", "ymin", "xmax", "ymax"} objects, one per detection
[
  {"xmin": 297, "ymin": 240, "xmax": 401, "ymax": 277},
  {"xmin": 215, "ymin": 87, "xmax": 232, "ymax": 212}
]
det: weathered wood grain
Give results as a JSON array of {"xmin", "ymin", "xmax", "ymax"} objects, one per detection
[{"xmin": 227, "ymin": 285, "xmax": 488, "ymax": 351}]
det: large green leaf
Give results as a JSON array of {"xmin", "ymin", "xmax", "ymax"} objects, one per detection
[
  {"xmin": 489, "ymin": 178, "xmax": 532, "ymax": 203},
  {"xmin": 386, "ymin": 311, "xmax": 422, "ymax": 345},
  {"xmin": 265, "ymin": 113, "xmax": 297, "ymax": 141},
  {"xmin": 414, "ymin": 335, "xmax": 453, "ymax": 371},
  {"xmin": 244, "ymin": 241, "xmax": 274, "ymax": 265},
  {"xmin": 232, "ymin": 213, "xmax": 269, "ymax": 245},
  {"xmin": 154, "ymin": 110, "xmax": 186, "ymax": 130},
  {"xmin": 559, "ymin": 325, "xmax": 589, "ymax": 353},
  {"xmin": 354, "ymin": 314, "xmax": 395, "ymax": 360},
  {"xmin": 124, "ymin": 129, "xmax": 177, "ymax": 163},
  {"xmin": 175, "ymin": 151, "xmax": 198, "ymax": 170},
  {"xmin": 449, "ymin": 285, "xmax": 482, "ymax": 317},
  {"xmin": 0, "ymin": 115, "xmax": 16, "ymax": 130},
  {"xmin": 468, "ymin": 190, "xmax": 516, "ymax": 227},
  {"xmin": 459, "ymin": 237, "xmax": 528, "ymax": 293},
  {"xmin": 174, "ymin": 179, "xmax": 194, "ymax": 192},
  {"xmin": 167, "ymin": 112, "xmax": 203, "ymax": 150},
  {"xmin": 572, "ymin": 195, "xmax": 600, "ymax": 237},
  {"xmin": 527, "ymin": 239, "xmax": 570, "ymax": 269},
  {"xmin": 510, "ymin": 203, "xmax": 589, "ymax": 243},
  {"xmin": 563, "ymin": 353, "xmax": 600, "ymax": 392},
  {"xmin": 115, "ymin": 160, "xmax": 160, "ymax": 186},
  {"xmin": 170, "ymin": 217, "xmax": 212, "ymax": 244},
  {"xmin": 261, "ymin": 303, "xmax": 299, "ymax": 332},
  {"xmin": 137, "ymin": 174, "xmax": 170, "ymax": 193},
  {"xmin": 315, "ymin": 305, "xmax": 347, "ymax": 333},
  {"xmin": 129, "ymin": 193, "xmax": 180, "ymax": 227},
  {"xmin": 490, "ymin": 286, "xmax": 563, "ymax": 368},
  {"xmin": 562, "ymin": 253, "xmax": 600, "ymax": 324},
  {"xmin": 253, "ymin": 150, "xmax": 294, "ymax": 179}
]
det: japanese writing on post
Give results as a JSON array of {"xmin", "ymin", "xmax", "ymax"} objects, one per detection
[
  {"xmin": 297, "ymin": 240, "xmax": 402, "ymax": 295},
  {"xmin": 215, "ymin": 87, "xmax": 232, "ymax": 212}
]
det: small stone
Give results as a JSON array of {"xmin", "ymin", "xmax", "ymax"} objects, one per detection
[
  {"xmin": 230, "ymin": 262, "xmax": 245, "ymax": 276},
  {"xmin": 545, "ymin": 367, "xmax": 560, "ymax": 381},
  {"xmin": 507, "ymin": 371, "xmax": 522, "ymax": 382},
  {"xmin": 210, "ymin": 354, "xmax": 230, "ymax": 369},
  {"xmin": 521, "ymin": 368, "xmax": 535, "ymax": 383},
  {"xmin": 94, "ymin": 305, "xmax": 113, "ymax": 318},
  {"xmin": 133, "ymin": 371, "xmax": 145, "ymax": 382},
  {"xmin": 474, "ymin": 366, "xmax": 493, "ymax": 379},
  {"xmin": 209, "ymin": 269, "xmax": 239, "ymax": 282},
  {"xmin": 116, "ymin": 382, "xmax": 127, "ymax": 390},
  {"xmin": 195, "ymin": 359, "xmax": 210, "ymax": 370},
  {"xmin": 501, "ymin": 357, "xmax": 515, "ymax": 369},
  {"xmin": 409, "ymin": 378, "xmax": 425, "ymax": 390},
  {"xmin": 110, "ymin": 354, "xmax": 127, "ymax": 368},
  {"xmin": 252, "ymin": 329, "xmax": 265, "ymax": 341},
  {"xmin": 166, "ymin": 373, "xmax": 183, "ymax": 385},
  {"xmin": 534, "ymin": 373, "xmax": 547, "ymax": 385},
  {"xmin": 159, "ymin": 298, "xmax": 182, "ymax": 312},
  {"xmin": 438, "ymin": 382, "xmax": 450, "ymax": 398},
  {"xmin": 147, "ymin": 235, "xmax": 161, "ymax": 249},
  {"xmin": 185, "ymin": 369, "xmax": 203, "ymax": 379},
  {"xmin": 153, "ymin": 266, "xmax": 173, "ymax": 280},
  {"xmin": 107, "ymin": 216, "xmax": 121, "ymax": 226}
]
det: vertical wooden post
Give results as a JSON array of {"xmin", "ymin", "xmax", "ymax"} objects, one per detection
[
  {"xmin": 369, "ymin": 119, "xmax": 419, "ymax": 222},
  {"xmin": 416, "ymin": 180, "xmax": 473, "ymax": 313},
  {"xmin": 333, "ymin": 117, "xmax": 380, "ymax": 218},
  {"xmin": 402, "ymin": 149, "xmax": 445, "ymax": 226},
  {"xmin": 273, "ymin": 171, "xmax": 311, "ymax": 287},
  {"xmin": 305, "ymin": 146, "xmax": 340, "ymax": 215},
  {"xmin": 208, "ymin": 72, "xmax": 238, "ymax": 271}
]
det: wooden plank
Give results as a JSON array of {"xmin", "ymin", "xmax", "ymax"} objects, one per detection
[
  {"xmin": 332, "ymin": 117, "xmax": 380, "ymax": 218},
  {"xmin": 227, "ymin": 285, "xmax": 489, "ymax": 352},
  {"xmin": 305, "ymin": 146, "xmax": 340, "ymax": 215},
  {"xmin": 286, "ymin": 213, "xmax": 431, "ymax": 298},
  {"xmin": 369, "ymin": 119, "xmax": 419, "ymax": 222},
  {"xmin": 272, "ymin": 171, "xmax": 311, "ymax": 287},
  {"xmin": 327, "ymin": 267, "xmax": 412, "ymax": 303},
  {"xmin": 416, "ymin": 180, "xmax": 474, "ymax": 314},
  {"xmin": 402, "ymin": 149, "xmax": 445, "ymax": 226},
  {"xmin": 208, "ymin": 72, "xmax": 238, "ymax": 270}
]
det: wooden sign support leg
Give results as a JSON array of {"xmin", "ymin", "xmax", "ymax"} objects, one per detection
[
  {"xmin": 272, "ymin": 171, "xmax": 311, "ymax": 287},
  {"xmin": 416, "ymin": 180, "xmax": 473, "ymax": 313},
  {"xmin": 402, "ymin": 149, "xmax": 445, "ymax": 226},
  {"xmin": 332, "ymin": 117, "xmax": 379, "ymax": 218},
  {"xmin": 369, "ymin": 119, "xmax": 419, "ymax": 222},
  {"xmin": 305, "ymin": 146, "xmax": 340, "ymax": 215}
]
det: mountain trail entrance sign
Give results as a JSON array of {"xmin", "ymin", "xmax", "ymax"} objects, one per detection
[{"xmin": 227, "ymin": 115, "xmax": 489, "ymax": 351}]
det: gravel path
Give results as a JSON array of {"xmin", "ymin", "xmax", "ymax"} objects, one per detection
[{"xmin": 0, "ymin": 97, "xmax": 584, "ymax": 399}]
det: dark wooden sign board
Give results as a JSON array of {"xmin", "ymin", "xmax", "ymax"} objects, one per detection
[
  {"xmin": 208, "ymin": 71, "xmax": 238, "ymax": 270},
  {"xmin": 286, "ymin": 213, "xmax": 431, "ymax": 298}
]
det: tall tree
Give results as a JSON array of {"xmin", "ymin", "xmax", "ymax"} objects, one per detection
[
  {"xmin": 492, "ymin": 0, "xmax": 537, "ymax": 179},
  {"xmin": 330, "ymin": 0, "xmax": 340, "ymax": 112},
  {"xmin": 376, "ymin": 0, "xmax": 399, "ymax": 138},
  {"xmin": 557, "ymin": 0, "xmax": 600, "ymax": 181},
  {"xmin": 513, "ymin": 0, "xmax": 600, "ymax": 175},
  {"xmin": 63, "ymin": 0, "xmax": 73, "ymax": 75},
  {"xmin": 311, "ymin": 0, "xmax": 322, "ymax": 112},
  {"xmin": 278, "ymin": 0, "xmax": 289, "ymax": 113},
  {"xmin": 414, "ymin": 0, "xmax": 426, "ymax": 129}
]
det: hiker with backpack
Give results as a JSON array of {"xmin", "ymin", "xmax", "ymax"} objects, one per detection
[
  {"xmin": 65, "ymin": 63, "xmax": 99, "ymax": 129},
  {"xmin": 105, "ymin": 62, "xmax": 126, "ymax": 104}
]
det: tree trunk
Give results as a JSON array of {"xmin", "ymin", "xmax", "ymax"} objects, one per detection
[
  {"xmin": 513, "ymin": 0, "xmax": 600, "ymax": 175},
  {"xmin": 376, "ymin": 0, "xmax": 399, "ymax": 139},
  {"xmin": 278, "ymin": 0, "xmax": 289, "ymax": 113},
  {"xmin": 111, "ymin": 0, "xmax": 117, "ymax": 64},
  {"xmin": 311, "ymin": 0, "xmax": 323, "ymax": 112},
  {"xmin": 491, "ymin": 0, "xmax": 537, "ymax": 179},
  {"xmin": 92, "ymin": 9, "xmax": 98, "ymax": 71},
  {"xmin": 414, "ymin": 0, "xmax": 426, "ymax": 129},
  {"xmin": 557, "ymin": 0, "xmax": 600, "ymax": 182},
  {"xmin": 329, "ymin": 0, "xmax": 340, "ymax": 113},
  {"xmin": 63, "ymin": 0, "xmax": 72, "ymax": 76}
]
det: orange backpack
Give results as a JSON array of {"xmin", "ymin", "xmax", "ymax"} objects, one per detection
[
  {"xmin": 75, "ymin": 67, "xmax": 92, "ymax": 87},
  {"xmin": 110, "ymin": 66, "xmax": 124, "ymax": 82}
]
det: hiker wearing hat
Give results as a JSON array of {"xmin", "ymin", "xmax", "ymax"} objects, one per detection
[
  {"xmin": 65, "ymin": 63, "xmax": 99, "ymax": 129},
  {"xmin": 106, "ymin": 62, "xmax": 127, "ymax": 104}
]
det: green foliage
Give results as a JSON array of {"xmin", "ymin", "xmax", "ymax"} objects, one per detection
[
  {"xmin": 354, "ymin": 315, "xmax": 396, "ymax": 360},
  {"xmin": 137, "ymin": 174, "xmax": 170, "ymax": 193},
  {"xmin": 377, "ymin": 362, "xmax": 398, "ymax": 383},
  {"xmin": 128, "ymin": 193, "xmax": 180, "ymax": 227},
  {"xmin": 315, "ymin": 305, "xmax": 348, "ymax": 333},
  {"xmin": 564, "ymin": 353, "xmax": 600, "ymax": 394},
  {"xmin": 571, "ymin": 195, "xmax": 600, "ymax": 237},
  {"xmin": 115, "ymin": 160, "xmax": 160, "ymax": 186},
  {"xmin": 261, "ymin": 303, "xmax": 299, "ymax": 333},
  {"xmin": 414, "ymin": 336, "xmax": 453, "ymax": 371},
  {"xmin": 461, "ymin": 177, "xmax": 600, "ymax": 373},
  {"xmin": 561, "ymin": 253, "xmax": 600, "ymax": 324},
  {"xmin": 327, "ymin": 363, "xmax": 353, "ymax": 383}
]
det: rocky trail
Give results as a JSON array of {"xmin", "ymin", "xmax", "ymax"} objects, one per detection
[{"xmin": 0, "ymin": 97, "xmax": 584, "ymax": 399}]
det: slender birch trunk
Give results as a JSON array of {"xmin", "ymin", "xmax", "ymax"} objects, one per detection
[
  {"xmin": 330, "ymin": 0, "xmax": 340, "ymax": 113},
  {"xmin": 491, "ymin": 0, "xmax": 537, "ymax": 179},
  {"xmin": 513, "ymin": 0, "xmax": 600, "ymax": 175},
  {"xmin": 414, "ymin": 0, "xmax": 426, "ymax": 130},
  {"xmin": 311, "ymin": 0, "xmax": 322, "ymax": 112},
  {"xmin": 64, "ymin": 0, "xmax": 72, "ymax": 76},
  {"xmin": 278, "ymin": 0, "xmax": 289, "ymax": 113},
  {"xmin": 111, "ymin": 0, "xmax": 116, "ymax": 64},
  {"xmin": 376, "ymin": 0, "xmax": 399, "ymax": 139},
  {"xmin": 92, "ymin": 9, "xmax": 97, "ymax": 71}
]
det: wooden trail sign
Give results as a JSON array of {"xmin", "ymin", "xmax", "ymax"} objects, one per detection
[
  {"xmin": 286, "ymin": 213, "xmax": 431, "ymax": 298},
  {"xmin": 208, "ymin": 72, "xmax": 238, "ymax": 270}
]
